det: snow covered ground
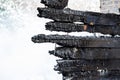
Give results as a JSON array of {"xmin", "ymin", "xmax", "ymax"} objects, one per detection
[{"xmin": 0, "ymin": 0, "xmax": 99, "ymax": 80}]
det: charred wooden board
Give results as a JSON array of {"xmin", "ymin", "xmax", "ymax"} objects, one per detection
[
  {"xmin": 49, "ymin": 47, "xmax": 120, "ymax": 59},
  {"xmin": 31, "ymin": 34, "xmax": 120, "ymax": 48},
  {"xmin": 37, "ymin": 8, "xmax": 84, "ymax": 22},
  {"xmin": 46, "ymin": 22, "xmax": 120, "ymax": 35},
  {"xmin": 61, "ymin": 70, "xmax": 120, "ymax": 79},
  {"xmin": 45, "ymin": 22, "xmax": 85, "ymax": 32},
  {"xmin": 55, "ymin": 59, "xmax": 120, "ymax": 72},
  {"xmin": 62, "ymin": 71, "xmax": 101, "ymax": 77},
  {"xmin": 41, "ymin": 0, "xmax": 68, "ymax": 9},
  {"xmin": 37, "ymin": 8, "xmax": 120, "ymax": 26}
]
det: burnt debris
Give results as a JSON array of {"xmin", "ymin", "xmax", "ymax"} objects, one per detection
[
  {"xmin": 32, "ymin": 34, "xmax": 120, "ymax": 48},
  {"xmin": 37, "ymin": 8, "xmax": 120, "ymax": 25},
  {"xmin": 37, "ymin": 7, "xmax": 120, "ymax": 35},
  {"xmin": 32, "ymin": 0, "xmax": 120, "ymax": 80},
  {"xmin": 49, "ymin": 47, "xmax": 120, "ymax": 59},
  {"xmin": 41, "ymin": 0, "xmax": 68, "ymax": 9},
  {"xmin": 46, "ymin": 21, "xmax": 120, "ymax": 35}
]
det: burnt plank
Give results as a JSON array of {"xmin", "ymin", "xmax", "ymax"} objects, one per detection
[
  {"xmin": 46, "ymin": 21, "xmax": 120, "ymax": 35},
  {"xmin": 32, "ymin": 34, "xmax": 120, "ymax": 48},
  {"xmin": 37, "ymin": 8, "xmax": 84, "ymax": 22},
  {"xmin": 62, "ymin": 70, "xmax": 120, "ymax": 79},
  {"xmin": 37, "ymin": 8, "xmax": 120, "ymax": 26},
  {"xmin": 49, "ymin": 47, "xmax": 120, "ymax": 59},
  {"xmin": 55, "ymin": 59, "xmax": 120, "ymax": 71}
]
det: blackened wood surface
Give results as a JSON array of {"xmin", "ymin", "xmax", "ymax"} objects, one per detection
[
  {"xmin": 62, "ymin": 70, "xmax": 120, "ymax": 80},
  {"xmin": 55, "ymin": 59, "xmax": 120, "ymax": 71},
  {"xmin": 37, "ymin": 8, "xmax": 84, "ymax": 22},
  {"xmin": 37, "ymin": 8, "xmax": 120, "ymax": 26},
  {"xmin": 49, "ymin": 47, "xmax": 120, "ymax": 59},
  {"xmin": 46, "ymin": 21, "xmax": 120, "ymax": 35},
  {"xmin": 32, "ymin": 34, "xmax": 120, "ymax": 48},
  {"xmin": 41, "ymin": 0, "xmax": 68, "ymax": 9}
]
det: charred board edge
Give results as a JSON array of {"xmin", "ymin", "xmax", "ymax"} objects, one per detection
[
  {"xmin": 49, "ymin": 47, "xmax": 120, "ymax": 59},
  {"xmin": 32, "ymin": 34, "xmax": 120, "ymax": 48}
]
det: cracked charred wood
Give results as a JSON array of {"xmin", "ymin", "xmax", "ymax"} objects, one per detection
[
  {"xmin": 45, "ymin": 21, "xmax": 84, "ymax": 32},
  {"xmin": 37, "ymin": 8, "xmax": 120, "ymax": 26},
  {"xmin": 41, "ymin": 0, "xmax": 68, "ymax": 9},
  {"xmin": 61, "ymin": 70, "xmax": 120, "ymax": 79},
  {"xmin": 31, "ymin": 34, "xmax": 120, "ymax": 48},
  {"xmin": 62, "ymin": 71, "xmax": 101, "ymax": 77},
  {"xmin": 37, "ymin": 8, "xmax": 84, "ymax": 22},
  {"xmin": 49, "ymin": 47, "xmax": 120, "ymax": 59},
  {"xmin": 46, "ymin": 21, "xmax": 120, "ymax": 35},
  {"xmin": 55, "ymin": 59, "xmax": 120, "ymax": 72}
]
